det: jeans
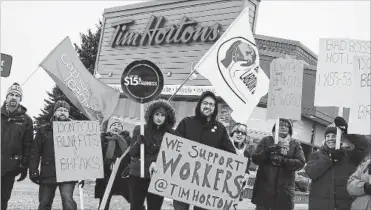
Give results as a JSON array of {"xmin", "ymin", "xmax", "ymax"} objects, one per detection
[
  {"xmin": 38, "ymin": 182, "xmax": 77, "ymax": 210},
  {"xmin": 128, "ymin": 176, "xmax": 162, "ymax": 210},
  {"xmin": 173, "ymin": 200, "xmax": 207, "ymax": 210},
  {"xmin": 1, "ymin": 176, "xmax": 15, "ymax": 210}
]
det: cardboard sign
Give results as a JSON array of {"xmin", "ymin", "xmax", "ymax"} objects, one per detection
[
  {"xmin": 1, "ymin": 53, "xmax": 13, "ymax": 77},
  {"xmin": 53, "ymin": 121, "xmax": 104, "ymax": 182},
  {"xmin": 348, "ymin": 55, "xmax": 371, "ymax": 135},
  {"xmin": 314, "ymin": 38, "xmax": 371, "ymax": 107},
  {"xmin": 267, "ymin": 56, "xmax": 304, "ymax": 120},
  {"xmin": 121, "ymin": 60, "xmax": 164, "ymax": 104},
  {"xmin": 148, "ymin": 133, "xmax": 248, "ymax": 210}
]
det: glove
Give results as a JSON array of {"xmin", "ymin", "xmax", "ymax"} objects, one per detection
[
  {"xmin": 329, "ymin": 149, "xmax": 344, "ymax": 161},
  {"xmin": 364, "ymin": 183, "xmax": 371, "ymax": 195},
  {"xmin": 271, "ymin": 154, "xmax": 283, "ymax": 166},
  {"xmin": 138, "ymin": 135, "xmax": 145, "ymax": 145},
  {"xmin": 17, "ymin": 165, "xmax": 27, "ymax": 182},
  {"xmin": 334, "ymin": 116, "xmax": 348, "ymax": 134},
  {"xmin": 78, "ymin": 180, "xmax": 85, "ymax": 188},
  {"xmin": 265, "ymin": 145, "xmax": 281, "ymax": 155},
  {"xmin": 29, "ymin": 171, "xmax": 40, "ymax": 185}
]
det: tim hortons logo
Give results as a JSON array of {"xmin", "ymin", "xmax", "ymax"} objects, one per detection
[{"xmin": 109, "ymin": 16, "xmax": 221, "ymax": 48}]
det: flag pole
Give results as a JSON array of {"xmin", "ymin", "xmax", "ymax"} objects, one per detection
[{"xmin": 167, "ymin": 68, "xmax": 197, "ymax": 102}]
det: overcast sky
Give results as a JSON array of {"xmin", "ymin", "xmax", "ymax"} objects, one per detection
[{"xmin": 1, "ymin": 0, "xmax": 370, "ymax": 120}]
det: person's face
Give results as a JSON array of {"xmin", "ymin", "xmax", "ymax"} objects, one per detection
[
  {"xmin": 54, "ymin": 107, "xmax": 69, "ymax": 121},
  {"xmin": 153, "ymin": 111, "xmax": 166, "ymax": 126},
  {"xmin": 200, "ymin": 96, "xmax": 215, "ymax": 117},
  {"xmin": 109, "ymin": 122, "xmax": 123, "ymax": 134},
  {"xmin": 325, "ymin": 133, "xmax": 337, "ymax": 149},
  {"xmin": 278, "ymin": 122, "xmax": 290, "ymax": 138},
  {"xmin": 6, "ymin": 92, "xmax": 21, "ymax": 108},
  {"xmin": 232, "ymin": 126, "xmax": 247, "ymax": 144}
]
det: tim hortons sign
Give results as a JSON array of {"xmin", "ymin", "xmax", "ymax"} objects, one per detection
[{"xmin": 109, "ymin": 16, "xmax": 221, "ymax": 48}]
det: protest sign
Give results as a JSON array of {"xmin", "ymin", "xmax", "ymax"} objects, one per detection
[
  {"xmin": 53, "ymin": 121, "xmax": 104, "ymax": 182},
  {"xmin": 348, "ymin": 55, "xmax": 371, "ymax": 135},
  {"xmin": 314, "ymin": 38, "xmax": 370, "ymax": 107},
  {"xmin": 1, "ymin": 53, "xmax": 13, "ymax": 77},
  {"xmin": 267, "ymin": 56, "xmax": 304, "ymax": 121},
  {"xmin": 148, "ymin": 133, "xmax": 248, "ymax": 210}
]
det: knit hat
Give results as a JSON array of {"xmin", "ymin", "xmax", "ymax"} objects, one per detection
[
  {"xmin": 106, "ymin": 115, "xmax": 124, "ymax": 133},
  {"xmin": 7, "ymin": 82, "xmax": 23, "ymax": 99},
  {"xmin": 324, "ymin": 124, "xmax": 337, "ymax": 137},
  {"xmin": 54, "ymin": 100, "xmax": 70, "ymax": 113}
]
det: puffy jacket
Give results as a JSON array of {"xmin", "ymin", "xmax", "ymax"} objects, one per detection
[
  {"xmin": 129, "ymin": 125, "xmax": 174, "ymax": 178},
  {"xmin": 1, "ymin": 103, "xmax": 33, "ymax": 176},
  {"xmin": 305, "ymin": 134, "xmax": 370, "ymax": 210},
  {"xmin": 251, "ymin": 136, "xmax": 305, "ymax": 210},
  {"xmin": 347, "ymin": 159, "xmax": 371, "ymax": 210}
]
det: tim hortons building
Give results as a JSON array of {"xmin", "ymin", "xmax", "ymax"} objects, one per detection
[{"xmin": 94, "ymin": 0, "xmax": 355, "ymax": 159}]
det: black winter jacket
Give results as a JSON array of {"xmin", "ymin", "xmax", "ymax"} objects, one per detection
[
  {"xmin": 1, "ymin": 103, "xmax": 33, "ymax": 176},
  {"xmin": 176, "ymin": 116, "xmax": 236, "ymax": 154},
  {"xmin": 305, "ymin": 134, "xmax": 370, "ymax": 210},
  {"xmin": 251, "ymin": 136, "xmax": 305, "ymax": 210}
]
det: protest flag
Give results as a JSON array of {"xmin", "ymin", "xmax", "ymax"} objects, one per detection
[
  {"xmin": 39, "ymin": 36, "xmax": 120, "ymax": 122},
  {"xmin": 194, "ymin": 7, "xmax": 269, "ymax": 123}
]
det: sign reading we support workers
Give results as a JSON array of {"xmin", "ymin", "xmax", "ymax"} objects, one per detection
[
  {"xmin": 53, "ymin": 121, "xmax": 104, "ymax": 182},
  {"xmin": 267, "ymin": 56, "xmax": 304, "ymax": 120},
  {"xmin": 148, "ymin": 133, "xmax": 248, "ymax": 210},
  {"xmin": 348, "ymin": 55, "xmax": 371, "ymax": 135},
  {"xmin": 314, "ymin": 38, "xmax": 370, "ymax": 107}
]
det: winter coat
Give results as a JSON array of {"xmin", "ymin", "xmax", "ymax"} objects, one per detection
[
  {"xmin": 347, "ymin": 159, "xmax": 371, "ymax": 210},
  {"xmin": 94, "ymin": 132, "xmax": 131, "ymax": 199},
  {"xmin": 29, "ymin": 122, "xmax": 58, "ymax": 183},
  {"xmin": 305, "ymin": 134, "xmax": 370, "ymax": 210},
  {"xmin": 251, "ymin": 136, "xmax": 305, "ymax": 210},
  {"xmin": 129, "ymin": 99, "xmax": 176, "ymax": 179},
  {"xmin": 1, "ymin": 103, "xmax": 33, "ymax": 176}
]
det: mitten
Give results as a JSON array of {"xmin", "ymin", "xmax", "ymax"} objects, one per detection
[
  {"xmin": 364, "ymin": 183, "xmax": 371, "ymax": 195},
  {"xmin": 271, "ymin": 154, "xmax": 283, "ymax": 166},
  {"xmin": 334, "ymin": 116, "xmax": 348, "ymax": 134},
  {"xmin": 265, "ymin": 145, "xmax": 281, "ymax": 155},
  {"xmin": 329, "ymin": 149, "xmax": 344, "ymax": 161}
]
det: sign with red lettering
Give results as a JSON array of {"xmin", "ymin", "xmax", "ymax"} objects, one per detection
[
  {"xmin": 314, "ymin": 38, "xmax": 371, "ymax": 107},
  {"xmin": 53, "ymin": 121, "xmax": 104, "ymax": 182},
  {"xmin": 1, "ymin": 53, "xmax": 13, "ymax": 77},
  {"xmin": 348, "ymin": 55, "xmax": 371, "ymax": 135},
  {"xmin": 148, "ymin": 133, "xmax": 248, "ymax": 210},
  {"xmin": 121, "ymin": 60, "xmax": 164, "ymax": 103}
]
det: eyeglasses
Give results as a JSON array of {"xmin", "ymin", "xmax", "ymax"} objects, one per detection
[
  {"xmin": 235, "ymin": 131, "xmax": 246, "ymax": 136},
  {"xmin": 201, "ymin": 101, "xmax": 215, "ymax": 107}
]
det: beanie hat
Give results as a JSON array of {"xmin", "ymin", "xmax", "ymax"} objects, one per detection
[
  {"xmin": 106, "ymin": 115, "xmax": 124, "ymax": 133},
  {"xmin": 7, "ymin": 82, "xmax": 23, "ymax": 99},
  {"xmin": 324, "ymin": 124, "xmax": 337, "ymax": 137},
  {"xmin": 54, "ymin": 100, "xmax": 70, "ymax": 113}
]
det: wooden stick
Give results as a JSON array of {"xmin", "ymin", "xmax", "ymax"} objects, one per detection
[
  {"xmin": 335, "ymin": 107, "xmax": 343, "ymax": 149},
  {"xmin": 167, "ymin": 68, "xmax": 197, "ymax": 102},
  {"xmin": 275, "ymin": 118, "xmax": 280, "ymax": 144},
  {"xmin": 78, "ymin": 182, "xmax": 84, "ymax": 210}
]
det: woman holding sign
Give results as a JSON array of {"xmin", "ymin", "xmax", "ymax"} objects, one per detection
[
  {"xmin": 128, "ymin": 99, "xmax": 176, "ymax": 210},
  {"xmin": 305, "ymin": 117, "xmax": 370, "ymax": 210},
  {"xmin": 95, "ymin": 115, "xmax": 132, "ymax": 210},
  {"xmin": 251, "ymin": 118, "xmax": 305, "ymax": 210},
  {"xmin": 347, "ymin": 154, "xmax": 371, "ymax": 210}
]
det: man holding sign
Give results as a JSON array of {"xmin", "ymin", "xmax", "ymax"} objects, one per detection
[
  {"xmin": 251, "ymin": 118, "xmax": 305, "ymax": 210},
  {"xmin": 172, "ymin": 91, "xmax": 237, "ymax": 210},
  {"xmin": 29, "ymin": 100, "xmax": 82, "ymax": 210}
]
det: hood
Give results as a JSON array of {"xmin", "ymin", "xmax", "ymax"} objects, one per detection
[
  {"xmin": 195, "ymin": 91, "xmax": 218, "ymax": 122},
  {"xmin": 144, "ymin": 99, "xmax": 176, "ymax": 129}
]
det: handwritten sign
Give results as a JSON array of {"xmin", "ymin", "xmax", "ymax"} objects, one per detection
[
  {"xmin": 148, "ymin": 133, "xmax": 248, "ymax": 210},
  {"xmin": 1, "ymin": 53, "xmax": 13, "ymax": 77},
  {"xmin": 348, "ymin": 55, "xmax": 371, "ymax": 135},
  {"xmin": 267, "ymin": 56, "xmax": 304, "ymax": 120},
  {"xmin": 53, "ymin": 121, "xmax": 104, "ymax": 182},
  {"xmin": 314, "ymin": 38, "xmax": 371, "ymax": 107}
]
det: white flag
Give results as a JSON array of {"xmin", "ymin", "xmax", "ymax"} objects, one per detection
[{"xmin": 194, "ymin": 7, "xmax": 269, "ymax": 123}]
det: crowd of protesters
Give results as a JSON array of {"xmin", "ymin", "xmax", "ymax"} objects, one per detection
[{"xmin": 2, "ymin": 83, "xmax": 371, "ymax": 210}]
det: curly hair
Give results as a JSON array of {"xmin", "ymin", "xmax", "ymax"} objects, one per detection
[{"xmin": 144, "ymin": 99, "xmax": 176, "ymax": 129}]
